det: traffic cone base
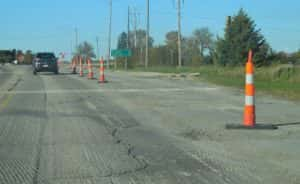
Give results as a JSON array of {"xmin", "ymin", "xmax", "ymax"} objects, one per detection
[
  {"xmin": 98, "ymin": 72, "xmax": 108, "ymax": 83},
  {"xmin": 72, "ymin": 68, "xmax": 77, "ymax": 74},
  {"xmin": 98, "ymin": 80, "xmax": 108, "ymax": 83},
  {"xmin": 88, "ymin": 72, "xmax": 95, "ymax": 80},
  {"xmin": 226, "ymin": 123, "xmax": 278, "ymax": 130},
  {"xmin": 244, "ymin": 105, "xmax": 255, "ymax": 126}
]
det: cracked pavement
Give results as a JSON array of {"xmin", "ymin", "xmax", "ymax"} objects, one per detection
[{"xmin": 0, "ymin": 65, "xmax": 299, "ymax": 184}]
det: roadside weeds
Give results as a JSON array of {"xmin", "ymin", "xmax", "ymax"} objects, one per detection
[{"xmin": 123, "ymin": 66, "xmax": 300, "ymax": 101}]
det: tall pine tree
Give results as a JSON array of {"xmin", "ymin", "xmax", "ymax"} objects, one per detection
[
  {"xmin": 216, "ymin": 9, "xmax": 270, "ymax": 66},
  {"xmin": 117, "ymin": 32, "xmax": 128, "ymax": 50}
]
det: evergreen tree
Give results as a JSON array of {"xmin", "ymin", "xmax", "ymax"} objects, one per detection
[
  {"xmin": 117, "ymin": 32, "xmax": 128, "ymax": 49},
  {"xmin": 216, "ymin": 9, "xmax": 270, "ymax": 66}
]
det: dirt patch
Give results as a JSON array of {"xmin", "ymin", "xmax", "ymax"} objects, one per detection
[{"xmin": 126, "ymin": 71, "xmax": 201, "ymax": 80}]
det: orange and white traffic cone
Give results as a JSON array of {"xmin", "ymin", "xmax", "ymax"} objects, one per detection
[
  {"xmin": 70, "ymin": 58, "xmax": 74, "ymax": 72},
  {"xmin": 71, "ymin": 57, "xmax": 77, "ymax": 74},
  {"xmin": 87, "ymin": 58, "xmax": 94, "ymax": 80},
  {"xmin": 98, "ymin": 57, "xmax": 107, "ymax": 83},
  {"xmin": 79, "ymin": 56, "xmax": 84, "ymax": 77},
  {"xmin": 226, "ymin": 50, "xmax": 277, "ymax": 130},
  {"xmin": 244, "ymin": 50, "xmax": 255, "ymax": 127}
]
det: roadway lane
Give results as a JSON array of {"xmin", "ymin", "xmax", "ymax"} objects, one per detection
[
  {"xmin": 0, "ymin": 65, "xmax": 299, "ymax": 184},
  {"xmin": 0, "ymin": 66, "xmax": 237, "ymax": 184},
  {"xmin": 0, "ymin": 64, "xmax": 12, "ymax": 89}
]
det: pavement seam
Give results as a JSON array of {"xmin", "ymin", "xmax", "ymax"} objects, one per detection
[
  {"xmin": 0, "ymin": 87, "xmax": 218, "ymax": 95},
  {"xmin": 32, "ymin": 86, "xmax": 49, "ymax": 184},
  {"xmin": 0, "ymin": 77, "xmax": 22, "ymax": 112},
  {"xmin": 37, "ymin": 74, "xmax": 149, "ymax": 183}
]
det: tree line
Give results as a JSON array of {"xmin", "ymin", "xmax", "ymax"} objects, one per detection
[
  {"xmin": 0, "ymin": 49, "xmax": 33, "ymax": 64},
  {"xmin": 2, "ymin": 9, "xmax": 298, "ymax": 68},
  {"xmin": 116, "ymin": 9, "xmax": 300, "ymax": 68}
]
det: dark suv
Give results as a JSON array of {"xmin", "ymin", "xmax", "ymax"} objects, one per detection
[{"xmin": 33, "ymin": 52, "xmax": 58, "ymax": 75}]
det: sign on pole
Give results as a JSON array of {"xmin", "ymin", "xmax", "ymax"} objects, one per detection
[{"xmin": 111, "ymin": 49, "xmax": 132, "ymax": 57}]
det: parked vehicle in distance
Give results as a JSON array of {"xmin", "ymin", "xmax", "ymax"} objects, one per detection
[{"xmin": 33, "ymin": 52, "xmax": 58, "ymax": 75}]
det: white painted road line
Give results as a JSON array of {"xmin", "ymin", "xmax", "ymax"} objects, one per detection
[{"xmin": 0, "ymin": 87, "xmax": 218, "ymax": 95}]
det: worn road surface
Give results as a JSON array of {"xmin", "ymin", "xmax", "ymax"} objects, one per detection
[{"xmin": 0, "ymin": 64, "xmax": 299, "ymax": 184}]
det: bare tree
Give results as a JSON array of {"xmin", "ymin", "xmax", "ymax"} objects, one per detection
[
  {"xmin": 193, "ymin": 28, "xmax": 214, "ymax": 57},
  {"xmin": 75, "ymin": 41, "xmax": 96, "ymax": 59}
]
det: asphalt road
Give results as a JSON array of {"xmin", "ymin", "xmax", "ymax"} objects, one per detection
[
  {"xmin": 0, "ymin": 64, "xmax": 12, "ymax": 88},
  {"xmin": 0, "ymin": 65, "xmax": 299, "ymax": 184}
]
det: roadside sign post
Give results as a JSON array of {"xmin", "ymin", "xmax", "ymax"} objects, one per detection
[{"xmin": 111, "ymin": 49, "xmax": 132, "ymax": 70}]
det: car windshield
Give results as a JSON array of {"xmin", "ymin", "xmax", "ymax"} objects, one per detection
[{"xmin": 37, "ymin": 53, "xmax": 55, "ymax": 59}]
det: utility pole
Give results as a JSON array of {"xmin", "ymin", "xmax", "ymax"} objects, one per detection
[
  {"xmin": 177, "ymin": 0, "xmax": 182, "ymax": 68},
  {"xmin": 108, "ymin": 0, "xmax": 112, "ymax": 70},
  {"xmin": 130, "ymin": 7, "xmax": 140, "ymax": 48},
  {"xmin": 96, "ymin": 37, "xmax": 100, "ymax": 60},
  {"xmin": 132, "ymin": 7, "xmax": 138, "ymax": 48},
  {"xmin": 145, "ymin": 0, "xmax": 149, "ymax": 69},
  {"xmin": 70, "ymin": 40, "xmax": 73, "ymax": 56},
  {"xmin": 131, "ymin": 7, "xmax": 142, "ymax": 65},
  {"xmin": 75, "ymin": 28, "xmax": 78, "ymax": 50},
  {"xmin": 126, "ymin": 6, "xmax": 130, "ymax": 70}
]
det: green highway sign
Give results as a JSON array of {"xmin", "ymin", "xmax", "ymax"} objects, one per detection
[{"xmin": 111, "ymin": 49, "xmax": 132, "ymax": 57}]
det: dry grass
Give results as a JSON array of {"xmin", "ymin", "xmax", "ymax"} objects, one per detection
[{"xmin": 130, "ymin": 65, "xmax": 300, "ymax": 101}]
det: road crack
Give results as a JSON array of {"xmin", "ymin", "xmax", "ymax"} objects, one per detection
[
  {"xmin": 32, "ymin": 92, "xmax": 48, "ymax": 184},
  {"xmin": 7, "ymin": 76, "xmax": 22, "ymax": 92}
]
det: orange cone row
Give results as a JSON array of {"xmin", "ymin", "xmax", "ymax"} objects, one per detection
[{"xmin": 70, "ymin": 56, "xmax": 107, "ymax": 83}]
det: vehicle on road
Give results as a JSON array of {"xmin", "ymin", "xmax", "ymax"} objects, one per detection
[{"xmin": 33, "ymin": 52, "xmax": 59, "ymax": 75}]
